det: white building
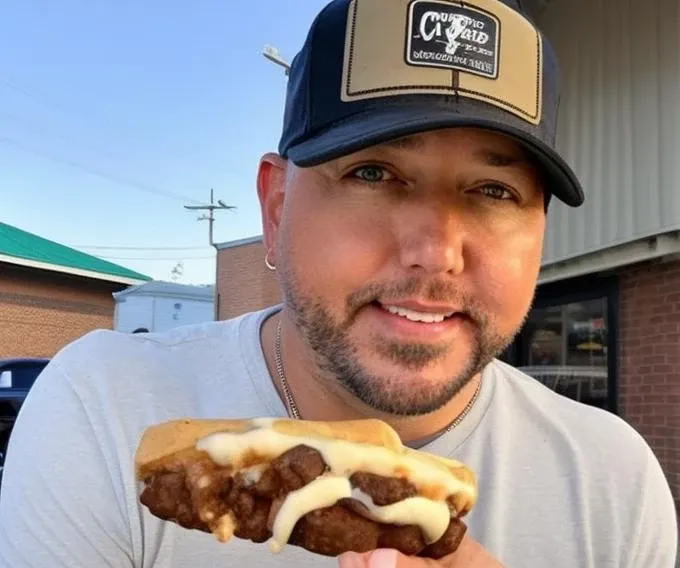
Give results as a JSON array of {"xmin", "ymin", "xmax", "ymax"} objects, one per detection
[{"xmin": 113, "ymin": 281, "xmax": 215, "ymax": 333}]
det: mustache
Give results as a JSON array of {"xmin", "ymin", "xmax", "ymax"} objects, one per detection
[{"xmin": 345, "ymin": 277, "xmax": 485, "ymax": 322}]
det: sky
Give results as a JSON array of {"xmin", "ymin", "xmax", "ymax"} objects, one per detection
[{"xmin": 1, "ymin": 0, "xmax": 330, "ymax": 285}]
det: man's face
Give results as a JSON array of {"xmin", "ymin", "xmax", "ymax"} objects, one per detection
[{"xmin": 260, "ymin": 127, "xmax": 546, "ymax": 416}]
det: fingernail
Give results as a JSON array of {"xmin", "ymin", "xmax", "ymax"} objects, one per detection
[
  {"xmin": 338, "ymin": 551, "xmax": 364, "ymax": 568},
  {"xmin": 369, "ymin": 549, "xmax": 398, "ymax": 568}
]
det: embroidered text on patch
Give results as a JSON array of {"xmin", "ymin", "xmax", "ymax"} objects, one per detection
[{"xmin": 406, "ymin": 0, "xmax": 500, "ymax": 79}]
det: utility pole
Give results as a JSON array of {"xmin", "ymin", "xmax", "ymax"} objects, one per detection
[{"xmin": 184, "ymin": 189, "xmax": 236, "ymax": 248}]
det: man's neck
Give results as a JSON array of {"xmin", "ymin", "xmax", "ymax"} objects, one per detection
[{"xmin": 259, "ymin": 310, "xmax": 481, "ymax": 445}]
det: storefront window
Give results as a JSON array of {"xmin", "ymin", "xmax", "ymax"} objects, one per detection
[
  {"xmin": 518, "ymin": 297, "xmax": 610, "ymax": 409},
  {"xmin": 501, "ymin": 281, "xmax": 616, "ymax": 414}
]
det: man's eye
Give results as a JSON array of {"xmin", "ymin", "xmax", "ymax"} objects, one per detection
[
  {"xmin": 350, "ymin": 166, "xmax": 394, "ymax": 183},
  {"xmin": 479, "ymin": 184, "xmax": 514, "ymax": 200}
]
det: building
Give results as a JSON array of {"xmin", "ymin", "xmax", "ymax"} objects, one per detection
[
  {"xmin": 514, "ymin": 0, "xmax": 680, "ymax": 514},
  {"xmin": 215, "ymin": 0, "xmax": 679, "ymax": 513},
  {"xmin": 113, "ymin": 280, "xmax": 215, "ymax": 333},
  {"xmin": 215, "ymin": 236, "xmax": 281, "ymax": 320},
  {"xmin": 0, "ymin": 222, "xmax": 151, "ymax": 358}
]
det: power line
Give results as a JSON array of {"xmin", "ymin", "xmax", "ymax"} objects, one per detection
[
  {"xmin": 0, "ymin": 76, "xmax": 220, "ymax": 167},
  {"xmin": 0, "ymin": 110, "xmax": 126, "ymax": 162},
  {"xmin": 0, "ymin": 77, "xmax": 140, "ymax": 147},
  {"xmin": 72, "ymin": 245, "xmax": 211, "ymax": 251},
  {"xmin": 0, "ymin": 78, "xmax": 86, "ymax": 120},
  {"xmin": 0, "ymin": 134, "xmax": 201, "ymax": 204},
  {"xmin": 99, "ymin": 255, "xmax": 215, "ymax": 261}
]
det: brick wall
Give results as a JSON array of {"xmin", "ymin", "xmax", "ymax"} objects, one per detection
[
  {"xmin": 619, "ymin": 258, "xmax": 680, "ymax": 510},
  {"xmin": 216, "ymin": 238, "xmax": 281, "ymax": 320},
  {"xmin": 0, "ymin": 263, "xmax": 125, "ymax": 358}
]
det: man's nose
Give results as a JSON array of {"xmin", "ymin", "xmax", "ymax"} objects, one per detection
[{"xmin": 396, "ymin": 205, "xmax": 466, "ymax": 276}]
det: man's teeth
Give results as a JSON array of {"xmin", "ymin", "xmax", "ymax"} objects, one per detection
[{"xmin": 383, "ymin": 305, "xmax": 455, "ymax": 323}]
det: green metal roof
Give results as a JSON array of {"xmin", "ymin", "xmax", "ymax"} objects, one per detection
[{"xmin": 0, "ymin": 222, "xmax": 152, "ymax": 284}]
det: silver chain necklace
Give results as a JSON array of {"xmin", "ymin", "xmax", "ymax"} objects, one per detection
[
  {"xmin": 274, "ymin": 320, "xmax": 302, "ymax": 419},
  {"xmin": 274, "ymin": 320, "xmax": 482, "ymax": 433}
]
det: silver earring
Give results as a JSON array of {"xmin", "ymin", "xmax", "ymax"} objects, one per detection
[{"xmin": 264, "ymin": 251, "xmax": 276, "ymax": 271}]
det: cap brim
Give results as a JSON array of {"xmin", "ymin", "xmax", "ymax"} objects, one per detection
[{"xmin": 285, "ymin": 100, "xmax": 584, "ymax": 208}]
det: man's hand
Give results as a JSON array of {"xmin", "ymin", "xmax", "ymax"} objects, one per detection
[{"xmin": 337, "ymin": 535, "xmax": 503, "ymax": 568}]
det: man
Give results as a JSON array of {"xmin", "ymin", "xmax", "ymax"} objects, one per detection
[{"xmin": 0, "ymin": 0, "xmax": 676, "ymax": 567}]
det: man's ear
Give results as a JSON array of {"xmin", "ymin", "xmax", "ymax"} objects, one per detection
[{"xmin": 257, "ymin": 152, "xmax": 288, "ymax": 260}]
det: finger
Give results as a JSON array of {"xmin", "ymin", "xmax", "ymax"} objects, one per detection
[
  {"xmin": 338, "ymin": 549, "xmax": 437, "ymax": 568},
  {"xmin": 439, "ymin": 534, "xmax": 502, "ymax": 566}
]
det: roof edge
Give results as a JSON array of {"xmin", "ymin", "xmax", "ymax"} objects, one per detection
[
  {"xmin": 538, "ymin": 231, "xmax": 680, "ymax": 284},
  {"xmin": 0, "ymin": 254, "xmax": 149, "ymax": 286},
  {"xmin": 215, "ymin": 235, "xmax": 263, "ymax": 251},
  {"xmin": 113, "ymin": 281, "xmax": 214, "ymax": 300}
]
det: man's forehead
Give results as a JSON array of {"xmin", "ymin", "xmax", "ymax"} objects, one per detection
[{"xmin": 363, "ymin": 129, "xmax": 532, "ymax": 166}]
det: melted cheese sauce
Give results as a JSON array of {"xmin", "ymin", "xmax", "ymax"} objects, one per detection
[
  {"xmin": 196, "ymin": 425, "xmax": 475, "ymax": 500},
  {"xmin": 268, "ymin": 475, "xmax": 450, "ymax": 553},
  {"xmin": 195, "ymin": 422, "xmax": 474, "ymax": 553},
  {"xmin": 268, "ymin": 475, "xmax": 350, "ymax": 553},
  {"xmin": 349, "ymin": 487, "xmax": 450, "ymax": 543}
]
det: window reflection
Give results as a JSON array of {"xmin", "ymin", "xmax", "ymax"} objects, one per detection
[{"xmin": 517, "ymin": 298, "xmax": 610, "ymax": 410}]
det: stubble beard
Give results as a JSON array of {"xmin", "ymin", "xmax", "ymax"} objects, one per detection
[{"xmin": 277, "ymin": 260, "xmax": 517, "ymax": 417}]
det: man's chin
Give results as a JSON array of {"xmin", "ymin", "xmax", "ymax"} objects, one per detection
[
  {"xmin": 357, "ymin": 345, "xmax": 479, "ymax": 378},
  {"xmin": 339, "ymin": 360, "xmax": 480, "ymax": 415},
  {"xmin": 346, "ymin": 380, "xmax": 470, "ymax": 416}
]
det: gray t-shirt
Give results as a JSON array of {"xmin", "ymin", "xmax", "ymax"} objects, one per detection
[{"xmin": 0, "ymin": 306, "xmax": 676, "ymax": 568}]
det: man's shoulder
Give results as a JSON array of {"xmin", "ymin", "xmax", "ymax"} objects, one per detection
[
  {"xmin": 43, "ymin": 306, "xmax": 278, "ymax": 399},
  {"xmin": 485, "ymin": 361, "xmax": 675, "ymax": 530},
  {"xmin": 30, "ymin": 306, "xmax": 281, "ymax": 426},
  {"xmin": 58, "ymin": 306, "xmax": 276, "ymax": 361},
  {"xmin": 491, "ymin": 358, "xmax": 618, "ymax": 421},
  {"xmin": 488, "ymin": 359, "xmax": 651, "ymax": 462},
  {"xmin": 464, "ymin": 362, "xmax": 677, "ymax": 568}
]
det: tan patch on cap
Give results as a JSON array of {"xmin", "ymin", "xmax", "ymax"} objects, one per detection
[{"xmin": 341, "ymin": 0, "xmax": 543, "ymax": 125}]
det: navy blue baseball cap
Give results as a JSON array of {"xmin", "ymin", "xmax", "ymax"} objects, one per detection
[{"xmin": 278, "ymin": 0, "xmax": 584, "ymax": 207}]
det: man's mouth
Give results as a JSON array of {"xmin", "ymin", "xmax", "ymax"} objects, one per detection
[{"xmin": 377, "ymin": 303, "xmax": 458, "ymax": 324}]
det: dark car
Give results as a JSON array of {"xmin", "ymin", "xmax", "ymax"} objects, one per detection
[{"xmin": 0, "ymin": 357, "xmax": 50, "ymax": 488}]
